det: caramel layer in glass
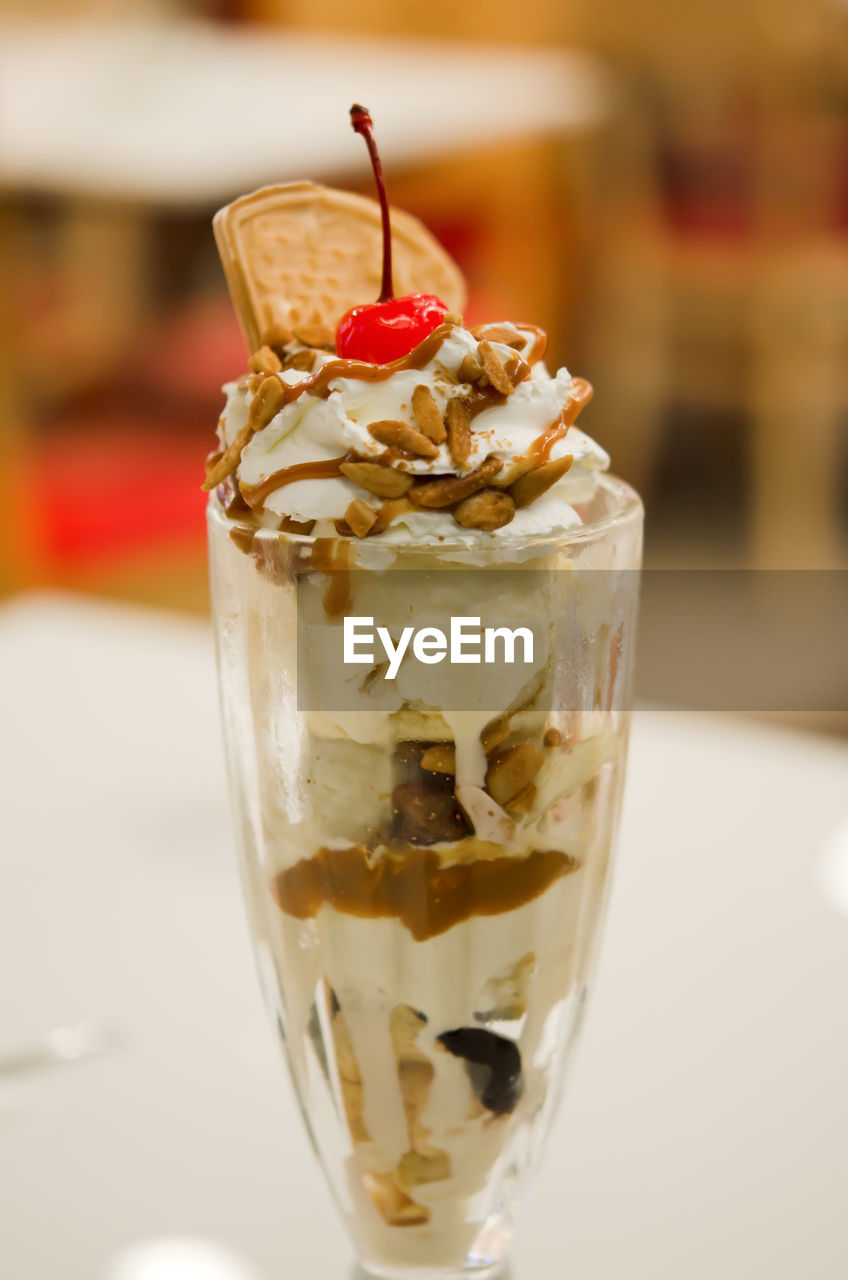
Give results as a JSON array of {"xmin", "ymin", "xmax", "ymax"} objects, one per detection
[{"xmin": 273, "ymin": 843, "xmax": 576, "ymax": 941}]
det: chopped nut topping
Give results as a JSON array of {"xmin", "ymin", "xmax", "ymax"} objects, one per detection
[
  {"xmin": 411, "ymin": 385, "xmax": 447, "ymax": 444},
  {"xmin": 209, "ymin": 370, "xmax": 285, "ymax": 491},
  {"xmin": 292, "ymin": 322, "xmax": 334, "ymax": 349},
  {"xmin": 485, "ymin": 743, "xmax": 544, "ymax": 806},
  {"xmin": 481, "ymin": 718, "xmax": 510, "ymax": 754},
  {"xmin": 364, "ymin": 1172, "xmax": 430, "ymax": 1227},
  {"xmin": 445, "ymin": 398, "xmax": 472, "ymax": 467},
  {"xmin": 326, "ymin": 984, "xmax": 371, "ymax": 1145},
  {"xmin": 249, "ymin": 374, "xmax": 286, "ymax": 430},
  {"xmin": 369, "ymin": 419, "xmax": 440, "ymax": 459},
  {"xmin": 493, "ymin": 455, "xmax": 534, "ymax": 488},
  {"xmin": 249, "ymin": 344, "xmax": 283, "ymax": 375},
  {"xmin": 397, "ymin": 1149, "xmax": 451, "ymax": 1190},
  {"xmin": 506, "ymin": 783, "xmax": 537, "ymax": 815},
  {"xmin": 505, "ymin": 352, "xmax": 531, "ymax": 387},
  {"xmin": 373, "ymin": 497, "xmax": 414, "ymax": 531},
  {"xmin": 509, "ymin": 454, "xmax": 574, "ymax": 508},
  {"xmin": 475, "ymin": 951, "xmax": 536, "ymax": 1021},
  {"xmin": 202, "ymin": 425, "xmax": 252, "ymax": 491},
  {"xmin": 477, "ymin": 340, "xmax": 515, "ymax": 396},
  {"xmin": 420, "ymin": 744, "xmax": 456, "ymax": 775},
  {"xmin": 282, "ymin": 348, "xmax": 316, "ymax": 372},
  {"xmin": 443, "ymin": 311, "xmax": 463, "ymax": 325},
  {"xmin": 453, "ymin": 488, "xmax": 515, "ymax": 531},
  {"xmin": 458, "ymin": 354, "xmax": 485, "ymax": 383},
  {"xmin": 345, "ymin": 498, "xmax": 378, "ymax": 538},
  {"xmin": 476, "ymin": 325, "xmax": 524, "ymax": 348},
  {"xmin": 279, "ymin": 516, "xmax": 316, "ymax": 535},
  {"xmin": 340, "ymin": 460, "xmax": 413, "ymax": 498},
  {"xmin": 261, "ymin": 322, "xmax": 294, "ymax": 353},
  {"xmin": 409, "ymin": 458, "xmax": 503, "ymax": 508},
  {"xmin": 247, "ymin": 372, "xmax": 265, "ymax": 394},
  {"xmin": 543, "ymin": 727, "xmax": 562, "ymax": 748}
]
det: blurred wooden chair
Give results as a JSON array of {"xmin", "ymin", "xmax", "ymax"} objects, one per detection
[
  {"xmin": 261, "ymin": 0, "xmax": 571, "ymax": 42},
  {"xmin": 575, "ymin": 0, "xmax": 848, "ymax": 567}
]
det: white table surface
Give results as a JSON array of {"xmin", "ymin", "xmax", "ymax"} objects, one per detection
[
  {"xmin": 1, "ymin": 591, "xmax": 847, "ymax": 1280},
  {"xmin": 0, "ymin": 19, "xmax": 611, "ymax": 205}
]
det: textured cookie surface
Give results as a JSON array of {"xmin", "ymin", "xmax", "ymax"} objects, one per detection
[{"xmin": 214, "ymin": 181, "xmax": 467, "ymax": 352}]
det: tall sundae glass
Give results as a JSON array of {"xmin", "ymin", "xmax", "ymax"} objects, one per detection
[{"xmin": 206, "ymin": 108, "xmax": 642, "ymax": 1279}]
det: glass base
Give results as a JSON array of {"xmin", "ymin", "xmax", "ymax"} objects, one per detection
[{"xmin": 353, "ymin": 1259, "xmax": 512, "ymax": 1280}]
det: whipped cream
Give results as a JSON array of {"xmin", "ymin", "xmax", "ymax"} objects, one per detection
[{"xmin": 218, "ymin": 321, "xmax": 609, "ymax": 537}]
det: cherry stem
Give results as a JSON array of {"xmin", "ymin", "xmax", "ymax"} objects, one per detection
[{"xmin": 350, "ymin": 104, "xmax": 394, "ymax": 302}]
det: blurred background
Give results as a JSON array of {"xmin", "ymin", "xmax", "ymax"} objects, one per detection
[
  {"xmin": 2, "ymin": 9, "xmax": 848, "ymax": 1278},
  {"xmin": 2, "ymin": 0, "xmax": 848, "ymax": 612}
]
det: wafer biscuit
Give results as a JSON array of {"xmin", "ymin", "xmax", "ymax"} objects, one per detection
[{"xmin": 214, "ymin": 182, "xmax": 466, "ymax": 353}]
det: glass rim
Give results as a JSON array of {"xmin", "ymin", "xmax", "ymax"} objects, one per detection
[{"xmin": 208, "ymin": 471, "xmax": 643, "ymax": 552}]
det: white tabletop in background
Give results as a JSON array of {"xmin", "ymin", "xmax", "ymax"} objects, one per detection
[
  {"xmin": 1, "ymin": 592, "xmax": 847, "ymax": 1280},
  {"xmin": 0, "ymin": 20, "xmax": 611, "ymax": 205}
]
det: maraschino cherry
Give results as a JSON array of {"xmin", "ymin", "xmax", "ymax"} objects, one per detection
[{"xmin": 335, "ymin": 104, "xmax": 449, "ymax": 364}]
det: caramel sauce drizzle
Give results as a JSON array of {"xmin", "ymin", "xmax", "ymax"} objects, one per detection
[
  {"xmin": 470, "ymin": 322, "xmax": 548, "ymax": 367},
  {"xmin": 240, "ymin": 322, "xmax": 520, "ymax": 427},
  {"xmin": 241, "ymin": 455, "xmax": 350, "ymax": 508},
  {"xmin": 228, "ymin": 526, "xmax": 255, "ymax": 554},
  {"xmin": 564, "ymin": 376, "xmax": 594, "ymax": 420},
  {"xmin": 273, "ymin": 323, "xmax": 459, "ymax": 415},
  {"xmin": 465, "ymin": 385, "xmax": 508, "ymax": 421},
  {"xmin": 237, "ymin": 325, "xmax": 463, "ymax": 511},
  {"xmin": 233, "ymin": 329, "xmax": 590, "ymax": 525},
  {"xmin": 273, "ymin": 843, "xmax": 577, "ymax": 941},
  {"xmin": 530, "ymin": 422, "xmax": 570, "ymax": 466},
  {"xmin": 373, "ymin": 497, "xmax": 414, "ymax": 532},
  {"xmin": 528, "ymin": 378, "xmax": 594, "ymax": 464},
  {"xmin": 310, "ymin": 537, "xmax": 352, "ymax": 617},
  {"xmin": 523, "ymin": 326, "xmax": 548, "ymax": 366}
]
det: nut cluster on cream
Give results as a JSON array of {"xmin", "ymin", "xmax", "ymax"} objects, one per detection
[{"xmin": 208, "ymin": 318, "xmax": 609, "ymax": 541}]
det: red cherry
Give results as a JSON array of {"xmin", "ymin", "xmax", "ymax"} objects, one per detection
[
  {"xmin": 337, "ymin": 105, "xmax": 449, "ymax": 364},
  {"xmin": 336, "ymin": 293, "xmax": 448, "ymax": 363}
]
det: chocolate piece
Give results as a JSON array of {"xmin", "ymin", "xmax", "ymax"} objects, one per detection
[
  {"xmin": 437, "ymin": 1028, "xmax": 523, "ymax": 1116},
  {"xmin": 392, "ymin": 783, "xmax": 469, "ymax": 844}
]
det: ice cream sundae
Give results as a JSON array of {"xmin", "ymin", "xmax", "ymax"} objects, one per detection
[{"xmin": 206, "ymin": 105, "xmax": 642, "ymax": 1278}]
